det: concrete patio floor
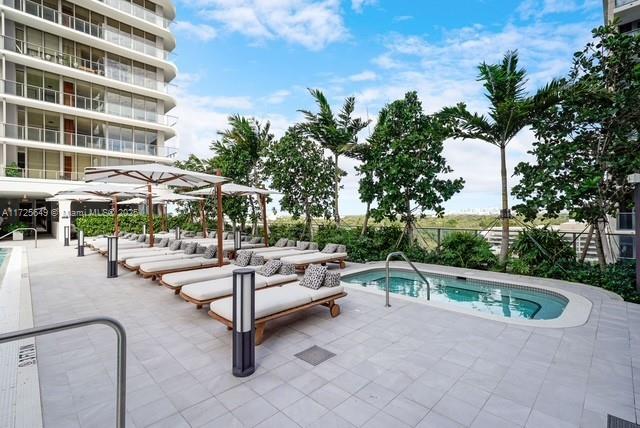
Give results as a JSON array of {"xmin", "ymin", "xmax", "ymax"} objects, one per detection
[{"xmin": 20, "ymin": 239, "xmax": 640, "ymax": 427}]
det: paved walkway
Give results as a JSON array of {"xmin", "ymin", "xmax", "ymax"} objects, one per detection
[{"xmin": 23, "ymin": 240, "xmax": 640, "ymax": 427}]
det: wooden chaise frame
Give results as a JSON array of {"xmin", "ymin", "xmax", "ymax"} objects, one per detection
[
  {"xmin": 208, "ymin": 291, "xmax": 347, "ymax": 345},
  {"xmin": 293, "ymin": 257, "xmax": 347, "ymax": 272},
  {"xmin": 138, "ymin": 261, "xmax": 229, "ymax": 281},
  {"xmin": 178, "ymin": 279, "xmax": 294, "ymax": 309}
]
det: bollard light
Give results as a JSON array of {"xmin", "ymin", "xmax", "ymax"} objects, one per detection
[
  {"xmin": 77, "ymin": 230, "xmax": 84, "ymax": 257},
  {"xmin": 234, "ymin": 230, "xmax": 242, "ymax": 251},
  {"xmin": 64, "ymin": 225, "xmax": 70, "ymax": 246},
  {"xmin": 107, "ymin": 236, "xmax": 118, "ymax": 278},
  {"xmin": 175, "ymin": 227, "xmax": 181, "ymax": 240},
  {"xmin": 232, "ymin": 268, "xmax": 255, "ymax": 377},
  {"xmin": 142, "ymin": 224, "xmax": 146, "ymax": 235}
]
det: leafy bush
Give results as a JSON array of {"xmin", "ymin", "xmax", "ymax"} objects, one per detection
[
  {"xmin": 566, "ymin": 261, "xmax": 640, "ymax": 303},
  {"xmin": 434, "ymin": 232, "xmax": 497, "ymax": 269},
  {"xmin": 268, "ymin": 221, "xmax": 309, "ymax": 244},
  {"xmin": 510, "ymin": 227, "xmax": 576, "ymax": 278},
  {"xmin": 315, "ymin": 224, "xmax": 405, "ymax": 263},
  {"xmin": 5, "ymin": 162, "xmax": 22, "ymax": 177},
  {"xmin": 2, "ymin": 221, "xmax": 30, "ymax": 234},
  {"xmin": 75, "ymin": 214, "xmax": 200, "ymax": 236}
]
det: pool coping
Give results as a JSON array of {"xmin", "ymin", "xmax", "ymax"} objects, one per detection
[{"xmin": 340, "ymin": 262, "xmax": 593, "ymax": 329}]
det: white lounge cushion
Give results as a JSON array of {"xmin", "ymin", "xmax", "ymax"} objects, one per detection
[
  {"xmin": 210, "ymin": 285, "xmax": 312, "ymax": 320},
  {"xmin": 161, "ymin": 265, "xmax": 243, "ymax": 288},
  {"xmin": 289, "ymin": 283, "xmax": 345, "ymax": 301},
  {"xmin": 182, "ymin": 273, "xmax": 298, "ymax": 302},
  {"xmin": 281, "ymin": 252, "xmax": 348, "ymax": 265},
  {"xmin": 140, "ymin": 257, "xmax": 227, "ymax": 273},
  {"xmin": 260, "ymin": 249, "xmax": 318, "ymax": 261},
  {"xmin": 251, "ymin": 246, "xmax": 294, "ymax": 254},
  {"xmin": 117, "ymin": 249, "xmax": 181, "ymax": 262},
  {"xmin": 125, "ymin": 253, "xmax": 196, "ymax": 267}
]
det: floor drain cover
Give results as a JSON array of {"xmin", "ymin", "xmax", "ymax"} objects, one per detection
[
  {"xmin": 608, "ymin": 415, "xmax": 640, "ymax": 428},
  {"xmin": 294, "ymin": 345, "xmax": 336, "ymax": 366}
]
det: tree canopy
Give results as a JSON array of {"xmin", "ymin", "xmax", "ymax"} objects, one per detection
[{"xmin": 359, "ymin": 91, "xmax": 464, "ymax": 242}]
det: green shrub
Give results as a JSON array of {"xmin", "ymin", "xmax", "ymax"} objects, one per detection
[
  {"xmin": 2, "ymin": 221, "xmax": 30, "ymax": 234},
  {"xmin": 75, "ymin": 214, "xmax": 200, "ymax": 236},
  {"xmin": 5, "ymin": 162, "xmax": 22, "ymax": 177},
  {"xmin": 510, "ymin": 227, "xmax": 576, "ymax": 278},
  {"xmin": 268, "ymin": 221, "xmax": 309, "ymax": 244},
  {"xmin": 565, "ymin": 261, "xmax": 640, "ymax": 303},
  {"xmin": 435, "ymin": 232, "xmax": 497, "ymax": 269},
  {"xmin": 315, "ymin": 224, "xmax": 405, "ymax": 263}
]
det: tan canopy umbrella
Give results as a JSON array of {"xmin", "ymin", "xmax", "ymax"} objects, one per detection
[
  {"xmin": 84, "ymin": 163, "xmax": 229, "ymax": 267},
  {"xmin": 55, "ymin": 184, "xmax": 147, "ymax": 234},
  {"xmin": 187, "ymin": 183, "xmax": 278, "ymax": 246}
]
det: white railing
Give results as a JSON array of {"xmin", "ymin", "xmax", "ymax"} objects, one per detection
[
  {"xmin": 1, "ymin": 123, "xmax": 178, "ymax": 157},
  {"xmin": 13, "ymin": 0, "xmax": 170, "ymax": 59},
  {"xmin": 1, "ymin": 165, "xmax": 84, "ymax": 180},
  {"xmin": 1, "ymin": 35, "xmax": 170, "ymax": 93},
  {"xmin": 100, "ymin": 0, "xmax": 171, "ymax": 28},
  {"xmin": 615, "ymin": 0, "xmax": 636, "ymax": 7},
  {"xmin": 1, "ymin": 80, "xmax": 177, "ymax": 126}
]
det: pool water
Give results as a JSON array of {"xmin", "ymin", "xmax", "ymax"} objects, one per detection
[{"xmin": 343, "ymin": 269, "xmax": 568, "ymax": 320}]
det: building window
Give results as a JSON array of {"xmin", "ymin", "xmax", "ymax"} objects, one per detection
[
  {"xmin": 618, "ymin": 212, "xmax": 634, "ymax": 230},
  {"xmin": 619, "ymin": 236, "xmax": 635, "ymax": 260}
]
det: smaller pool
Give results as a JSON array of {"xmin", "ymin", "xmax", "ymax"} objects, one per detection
[{"xmin": 343, "ymin": 269, "xmax": 568, "ymax": 320}]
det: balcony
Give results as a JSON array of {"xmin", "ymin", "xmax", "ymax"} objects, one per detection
[
  {"xmin": 616, "ymin": 0, "xmax": 637, "ymax": 7},
  {"xmin": 1, "ymin": 123, "xmax": 178, "ymax": 157},
  {"xmin": 99, "ymin": 0, "xmax": 171, "ymax": 28},
  {"xmin": 2, "ymin": 80, "xmax": 177, "ymax": 126},
  {"xmin": 1, "ymin": 164, "xmax": 85, "ymax": 180},
  {"xmin": 12, "ymin": 0, "xmax": 170, "ymax": 59},
  {"xmin": 2, "ymin": 35, "xmax": 170, "ymax": 93}
]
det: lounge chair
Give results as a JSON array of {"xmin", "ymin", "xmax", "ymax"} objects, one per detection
[
  {"xmin": 159, "ymin": 250, "xmax": 265, "ymax": 291},
  {"xmin": 208, "ymin": 280, "xmax": 346, "ymax": 344},
  {"xmin": 180, "ymin": 270, "xmax": 298, "ymax": 308},
  {"xmin": 122, "ymin": 241, "xmax": 201, "ymax": 270},
  {"xmin": 139, "ymin": 257, "xmax": 229, "ymax": 280},
  {"xmin": 246, "ymin": 238, "xmax": 295, "ymax": 254},
  {"xmin": 255, "ymin": 241, "xmax": 319, "ymax": 260},
  {"xmin": 280, "ymin": 244, "xmax": 347, "ymax": 270}
]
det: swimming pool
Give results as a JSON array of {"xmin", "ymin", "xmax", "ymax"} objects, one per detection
[{"xmin": 342, "ymin": 268, "xmax": 568, "ymax": 320}]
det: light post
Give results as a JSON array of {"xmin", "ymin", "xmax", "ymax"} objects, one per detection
[
  {"xmin": 628, "ymin": 173, "xmax": 640, "ymax": 292},
  {"xmin": 107, "ymin": 236, "xmax": 118, "ymax": 278},
  {"xmin": 234, "ymin": 230, "xmax": 242, "ymax": 251},
  {"xmin": 232, "ymin": 268, "xmax": 255, "ymax": 377},
  {"xmin": 142, "ymin": 224, "xmax": 146, "ymax": 235},
  {"xmin": 175, "ymin": 227, "xmax": 180, "ymax": 240},
  {"xmin": 64, "ymin": 225, "xmax": 70, "ymax": 247},
  {"xmin": 77, "ymin": 230, "xmax": 84, "ymax": 257}
]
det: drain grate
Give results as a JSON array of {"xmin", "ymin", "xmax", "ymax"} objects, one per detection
[
  {"xmin": 608, "ymin": 415, "xmax": 640, "ymax": 428},
  {"xmin": 294, "ymin": 345, "xmax": 336, "ymax": 366}
]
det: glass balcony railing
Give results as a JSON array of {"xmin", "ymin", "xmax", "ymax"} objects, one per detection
[
  {"xmin": 13, "ymin": 0, "xmax": 171, "ymax": 59},
  {"xmin": 1, "ymin": 36, "xmax": 170, "ymax": 93},
  {"xmin": 2, "ymin": 80, "xmax": 177, "ymax": 126},
  {"xmin": 1, "ymin": 165, "xmax": 85, "ymax": 180},
  {"xmin": 1, "ymin": 123, "xmax": 178, "ymax": 157},
  {"xmin": 616, "ymin": 0, "xmax": 638, "ymax": 7},
  {"xmin": 99, "ymin": 0, "xmax": 171, "ymax": 28}
]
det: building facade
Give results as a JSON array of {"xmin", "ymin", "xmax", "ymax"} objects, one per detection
[
  {"xmin": 604, "ymin": 0, "xmax": 640, "ymax": 33},
  {"xmin": 0, "ymin": 0, "xmax": 176, "ymax": 239}
]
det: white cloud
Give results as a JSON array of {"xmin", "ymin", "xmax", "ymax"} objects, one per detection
[
  {"xmin": 351, "ymin": 0, "xmax": 376, "ymax": 13},
  {"xmin": 172, "ymin": 21, "xmax": 217, "ymax": 41},
  {"xmin": 393, "ymin": 15, "xmax": 413, "ymax": 22},
  {"xmin": 349, "ymin": 70, "xmax": 378, "ymax": 82},
  {"xmin": 263, "ymin": 90, "xmax": 292, "ymax": 104},
  {"xmin": 197, "ymin": 0, "xmax": 348, "ymax": 50},
  {"xmin": 517, "ymin": 0, "xmax": 600, "ymax": 19}
]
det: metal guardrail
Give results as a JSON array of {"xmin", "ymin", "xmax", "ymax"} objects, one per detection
[
  {"xmin": 0, "ymin": 228, "xmax": 38, "ymax": 247},
  {"xmin": 385, "ymin": 251, "xmax": 431, "ymax": 307},
  {"xmin": 0, "ymin": 316, "xmax": 127, "ymax": 428}
]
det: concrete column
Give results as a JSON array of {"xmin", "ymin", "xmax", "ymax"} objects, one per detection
[{"xmin": 57, "ymin": 200, "xmax": 71, "ymax": 244}]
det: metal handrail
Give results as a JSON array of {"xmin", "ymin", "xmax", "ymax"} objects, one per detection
[
  {"xmin": 0, "ymin": 316, "xmax": 127, "ymax": 428},
  {"xmin": 0, "ymin": 228, "xmax": 38, "ymax": 247},
  {"xmin": 385, "ymin": 251, "xmax": 430, "ymax": 307}
]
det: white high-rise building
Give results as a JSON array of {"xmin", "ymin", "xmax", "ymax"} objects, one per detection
[{"xmin": 0, "ymin": 0, "xmax": 176, "ymax": 239}]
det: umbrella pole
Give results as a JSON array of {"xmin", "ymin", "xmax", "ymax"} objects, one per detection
[
  {"xmin": 200, "ymin": 199, "xmax": 207, "ymax": 238},
  {"xmin": 162, "ymin": 204, "xmax": 167, "ymax": 232},
  {"xmin": 147, "ymin": 183, "xmax": 154, "ymax": 246},
  {"xmin": 216, "ymin": 170, "xmax": 224, "ymax": 267},
  {"xmin": 113, "ymin": 195, "xmax": 119, "ymax": 235},
  {"xmin": 260, "ymin": 194, "xmax": 269, "ymax": 247}
]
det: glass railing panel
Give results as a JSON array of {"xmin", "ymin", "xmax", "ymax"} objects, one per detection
[
  {"xmin": 616, "ymin": 0, "xmax": 636, "ymax": 7},
  {"xmin": 100, "ymin": 0, "xmax": 170, "ymax": 28}
]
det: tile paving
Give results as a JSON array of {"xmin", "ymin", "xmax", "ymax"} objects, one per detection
[{"xmin": 18, "ymin": 239, "xmax": 640, "ymax": 427}]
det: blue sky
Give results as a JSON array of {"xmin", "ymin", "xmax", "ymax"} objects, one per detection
[{"xmin": 168, "ymin": 0, "xmax": 603, "ymax": 216}]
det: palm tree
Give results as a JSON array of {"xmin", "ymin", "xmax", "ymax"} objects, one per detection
[
  {"xmin": 440, "ymin": 51, "xmax": 561, "ymax": 264},
  {"xmin": 299, "ymin": 89, "xmax": 370, "ymax": 225}
]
